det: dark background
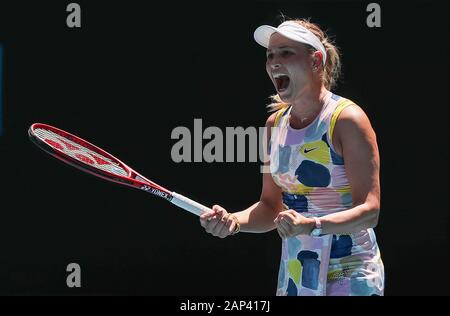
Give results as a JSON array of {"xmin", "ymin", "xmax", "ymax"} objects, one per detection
[{"xmin": 0, "ymin": 0, "xmax": 448, "ymax": 295}]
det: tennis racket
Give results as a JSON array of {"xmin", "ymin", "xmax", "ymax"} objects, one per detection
[{"xmin": 28, "ymin": 123, "xmax": 212, "ymax": 216}]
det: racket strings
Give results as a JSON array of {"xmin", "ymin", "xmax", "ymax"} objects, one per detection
[{"xmin": 33, "ymin": 128, "xmax": 128, "ymax": 177}]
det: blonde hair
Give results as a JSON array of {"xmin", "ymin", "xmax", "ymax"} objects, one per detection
[{"xmin": 267, "ymin": 18, "xmax": 341, "ymax": 112}]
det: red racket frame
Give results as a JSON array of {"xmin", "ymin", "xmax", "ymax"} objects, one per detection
[{"xmin": 28, "ymin": 123, "xmax": 173, "ymax": 201}]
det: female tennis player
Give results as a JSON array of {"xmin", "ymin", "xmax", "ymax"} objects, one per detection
[{"xmin": 200, "ymin": 18, "xmax": 384, "ymax": 296}]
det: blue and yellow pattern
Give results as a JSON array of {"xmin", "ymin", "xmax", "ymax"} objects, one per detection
[{"xmin": 270, "ymin": 92, "xmax": 384, "ymax": 296}]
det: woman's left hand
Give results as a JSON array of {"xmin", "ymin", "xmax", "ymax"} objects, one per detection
[{"xmin": 274, "ymin": 210, "xmax": 315, "ymax": 239}]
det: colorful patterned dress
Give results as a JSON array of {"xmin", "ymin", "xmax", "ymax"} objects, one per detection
[{"xmin": 270, "ymin": 92, "xmax": 384, "ymax": 296}]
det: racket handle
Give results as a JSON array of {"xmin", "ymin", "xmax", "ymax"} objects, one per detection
[{"xmin": 171, "ymin": 192, "xmax": 213, "ymax": 216}]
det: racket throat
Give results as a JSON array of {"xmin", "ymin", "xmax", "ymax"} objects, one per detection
[{"xmin": 140, "ymin": 185, "xmax": 172, "ymax": 201}]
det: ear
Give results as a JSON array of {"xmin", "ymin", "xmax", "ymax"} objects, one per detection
[{"xmin": 311, "ymin": 51, "xmax": 323, "ymax": 71}]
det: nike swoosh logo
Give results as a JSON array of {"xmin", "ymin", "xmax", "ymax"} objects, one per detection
[{"xmin": 303, "ymin": 147, "xmax": 318, "ymax": 154}]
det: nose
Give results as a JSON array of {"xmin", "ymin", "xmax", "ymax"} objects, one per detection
[
  {"xmin": 270, "ymin": 63, "xmax": 281, "ymax": 70},
  {"xmin": 267, "ymin": 56, "xmax": 282, "ymax": 70}
]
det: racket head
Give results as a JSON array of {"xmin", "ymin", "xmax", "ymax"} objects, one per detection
[
  {"xmin": 29, "ymin": 123, "xmax": 146, "ymax": 189},
  {"xmin": 29, "ymin": 123, "xmax": 213, "ymax": 215}
]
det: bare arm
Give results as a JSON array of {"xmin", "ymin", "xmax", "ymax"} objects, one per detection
[
  {"xmin": 318, "ymin": 104, "xmax": 381, "ymax": 234},
  {"xmin": 233, "ymin": 173, "xmax": 283, "ymax": 233},
  {"xmin": 231, "ymin": 112, "xmax": 283, "ymax": 232},
  {"xmin": 200, "ymin": 112, "xmax": 283, "ymax": 236}
]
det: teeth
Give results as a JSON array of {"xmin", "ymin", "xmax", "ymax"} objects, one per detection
[{"xmin": 273, "ymin": 73, "xmax": 288, "ymax": 79}]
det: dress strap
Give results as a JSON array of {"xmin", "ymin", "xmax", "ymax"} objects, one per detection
[
  {"xmin": 329, "ymin": 99, "xmax": 355, "ymax": 141},
  {"xmin": 274, "ymin": 106, "xmax": 291, "ymax": 127}
]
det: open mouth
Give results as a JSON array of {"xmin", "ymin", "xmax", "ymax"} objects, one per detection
[{"xmin": 274, "ymin": 74, "xmax": 290, "ymax": 92}]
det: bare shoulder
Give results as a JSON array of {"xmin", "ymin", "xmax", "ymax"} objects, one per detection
[
  {"xmin": 333, "ymin": 102, "xmax": 377, "ymax": 156},
  {"xmin": 266, "ymin": 111, "xmax": 278, "ymax": 127},
  {"xmin": 335, "ymin": 103, "xmax": 375, "ymax": 135},
  {"xmin": 266, "ymin": 106, "xmax": 291, "ymax": 127},
  {"xmin": 263, "ymin": 110, "xmax": 282, "ymax": 149}
]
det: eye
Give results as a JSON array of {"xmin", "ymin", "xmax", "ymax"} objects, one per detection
[
  {"xmin": 281, "ymin": 50, "xmax": 293, "ymax": 57},
  {"xmin": 266, "ymin": 52, "xmax": 274, "ymax": 60}
]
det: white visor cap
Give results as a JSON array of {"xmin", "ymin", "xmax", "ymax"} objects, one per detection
[{"xmin": 254, "ymin": 21, "xmax": 327, "ymax": 66}]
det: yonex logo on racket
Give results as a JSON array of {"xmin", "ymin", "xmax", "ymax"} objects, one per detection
[
  {"xmin": 140, "ymin": 185, "xmax": 171, "ymax": 200},
  {"xmin": 29, "ymin": 123, "xmax": 213, "ymax": 217}
]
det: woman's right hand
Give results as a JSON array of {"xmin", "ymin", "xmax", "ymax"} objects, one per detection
[{"xmin": 199, "ymin": 205, "xmax": 239, "ymax": 238}]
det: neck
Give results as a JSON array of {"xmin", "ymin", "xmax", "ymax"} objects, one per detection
[{"xmin": 289, "ymin": 85, "xmax": 329, "ymax": 129}]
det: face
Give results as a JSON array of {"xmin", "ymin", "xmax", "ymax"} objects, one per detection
[{"xmin": 266, "ymin": 33, "xmax": 316, "ymax": 102}]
